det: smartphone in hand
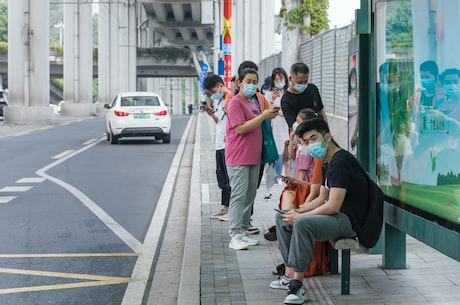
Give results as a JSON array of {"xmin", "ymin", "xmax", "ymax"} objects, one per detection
[
  {"xmin": 274, "ymin": 208, "xmax": 287, "ymax": 214},
  {"xmin": 273, "ymin": 106, "xmax": 281, "ymax": 112}
]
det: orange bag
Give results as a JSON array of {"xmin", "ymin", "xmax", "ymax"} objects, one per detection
[{"xmin": 304, "ymin": 241, "xmax": 330, "ymax": 277}]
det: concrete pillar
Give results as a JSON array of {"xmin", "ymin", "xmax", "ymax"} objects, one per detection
[
  {"xmin": 109, "ymin": 2, "xmax": 120, "ymax": 99},
  {"xmin": 98, "ymin": 2, "xmax": 110, "ymax": 108},
  {"xmin": 5, "ymin": 0, "xmax": 53, "ymax": 125},
  {"xmin": 61, "ymin": 1, "xmax": 94, "ymax": 116},
  {"xmin": 119, "ymin": 1, "xmax": 137, "ymax": 92},
  {"xmin": 282, "ymin": 0, "xmax": 300, "ymax": 70}
]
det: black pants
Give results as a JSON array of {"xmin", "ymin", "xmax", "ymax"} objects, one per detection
[{"xmin": 216, "ymin": 149, "xmax": 231, "ymax": 206}]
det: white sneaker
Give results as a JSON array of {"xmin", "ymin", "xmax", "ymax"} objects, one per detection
[
  {"xmin": 269, "ymin": 275, "xmax": 291, "ymax": 290},
  {"xmin": 241, "ymin": 232, "xmax": 260, "ymax": 246},
  {"xmin": 229, "ymin": 234, "xmax": 248, "ymax": 250},
  {"xmin": 284, "ymin": 284, "xmax": 306, "ymax": 304}
]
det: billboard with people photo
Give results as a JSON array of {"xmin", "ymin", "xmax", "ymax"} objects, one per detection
[{"xmin": 375, "ymin": 0, "xmax": 460, "ymax": 228}]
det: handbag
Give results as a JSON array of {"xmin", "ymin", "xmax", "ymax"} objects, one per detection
[
  {"xmin": 260, "ymin": 116, "xmax": 279, "ymax": 164},
  {"xmin": 253, "ymin": 96, "xmax": 278, "ymax": 164}
]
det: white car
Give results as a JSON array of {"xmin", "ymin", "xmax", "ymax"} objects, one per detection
[{"xmin": 104, "ymin": 92, "xmax": 171, "ymax": 144}]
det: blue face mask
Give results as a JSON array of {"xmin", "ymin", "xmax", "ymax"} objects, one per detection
[
  {"xmin": 444, "ymin": 84, "xmax": 460, "ymax": 100},
  {"xmin": 421, "ymin": 79, "xmax": 435, "ymax": 91},
  {"xmin": 242, "ymin": 84, "xmax": 257, "ymax": 97},
  {"xmin": 211, "ymin": 92, "xmax": 223, "ymax": 101},
  {"xmin": 293, "ymin": 83, "xmax": 308, "ymax": 93},
  {"xmin": 307, "ymin": 139, "xmax": 328, "ymax": 159},
  {"xmin": 274, "ymin": 82, "xmax": 285, "ymax": 89}
]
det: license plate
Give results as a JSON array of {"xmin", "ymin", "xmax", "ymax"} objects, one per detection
[{"xmin": 133, "ymin": 114, "xmax": 150, "ymax": 119}]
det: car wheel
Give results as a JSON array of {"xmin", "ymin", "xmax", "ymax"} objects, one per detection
[
  {"xmin": 110, "ymin": 130, "xmax": 119, "ymax": 144},
  {"xmin": 162, "ymin": 133, "xmax": 171, "ymax": 144}
]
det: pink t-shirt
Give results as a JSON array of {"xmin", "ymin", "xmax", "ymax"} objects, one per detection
[
  {"xmin": 225, "ymin": 95, "xmax": 262, "ymax": 166},
  {"xmin": 294, "ymin": 145, "xmax": 314, "ymax": 181}
]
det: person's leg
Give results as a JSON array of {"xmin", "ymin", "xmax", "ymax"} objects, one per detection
[
  {"xmin": 227, "ymin": 165, "xmax": 250, "ymax": 236},
  {"xmin": 288, "ymin": 213, "xmax": 354, "ymax": 281},
  {"xmin": 216, "ymin": 149, "xmax": 231, "ymax": 207},
  {"xmin": 280, "ymin": 189, "xmax": 296, "ymax": 209},
  {"xmin": 275, "ymin": 212, "xmax": 292, "ymax": 263},
  {"xmin": 275, "ymin": 154, "xmax": 283, "ymax": 176},
  {"xmin": 243, "ymin": 164, "xmax": 261, "ymax": 231}
]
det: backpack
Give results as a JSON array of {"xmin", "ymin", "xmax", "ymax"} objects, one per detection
[{"xmin": 356, "ymin": 171, "xmax": 384, "ymax": 248}]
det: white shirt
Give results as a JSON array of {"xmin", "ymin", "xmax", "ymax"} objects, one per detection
[{"xmin": 213, "ymin": 99, "xmax": 227, "ymax": 150}]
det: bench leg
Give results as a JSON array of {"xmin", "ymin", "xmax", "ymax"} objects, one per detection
[
  {"xmin": 341, "ymin": 249, "xmax": 351, "ymax": 295},
  {"xmin": 330, "ymin": 247, "xmax": 338, "ymax": 274}
]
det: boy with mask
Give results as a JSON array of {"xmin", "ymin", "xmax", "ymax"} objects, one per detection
[
  {"xmin": 269, "ymin": 117, "xmax": 370, "ymax": 304},
  {"xmin": 281, "ymin": 62, "xmax": 328, "ymax": 129},
  {"xmin": 204, "ymin": 74, "xmax": 234, "ymax": 221}
]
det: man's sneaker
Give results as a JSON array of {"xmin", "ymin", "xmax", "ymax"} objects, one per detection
[
  {"xmin": 241, "ymin": 232, "xmax": 260, "ymax": 246},
  {"xmin": 211, "ymin": 206, "xmax": 228, "ymax": 219},
  {"xmin": 264, "ymin": 193, "xmax": 273, "ymax": 200},
  {"xmin": 269, "ymin": 275, "xmax": 291, "ymax": 290},
  {"xmin": 229, "ymin": 234, "xmax": 248, "ymax": 250},
  {"xmin": 247, "ymin": 225, "xmax": 260, "ymax": 234},
  {"xmin": 284, "ymin": 280, "xmax": 306, "ymax": 304},
  {"xmin": 218, "ymin": 212, "xmax": 229, "ymax": 221}
]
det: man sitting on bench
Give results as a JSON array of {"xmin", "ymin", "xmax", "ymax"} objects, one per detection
[{"xmin": 269, "ymin": 117, "xmax": 370, "ymax": 305}]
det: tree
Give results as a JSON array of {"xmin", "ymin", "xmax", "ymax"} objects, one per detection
[
  {"xmin": 0, "ymin": 3, "xmax": 7, "ymax": 43},
  {"xmin": 280, "ymin": 0, "xmax": 329, "ymax": 40}
]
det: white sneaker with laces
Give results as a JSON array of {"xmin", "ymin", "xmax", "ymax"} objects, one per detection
[
  {"xmin": 269, "ymin": 275, "xmax": 291, "ymax": 290},
  {"xmin": 229, "ymin": 234, "xmax": 248, "ymax": 250},
  {"xmin": 241, "ymin": 232, "xmax": 260, "ymax": 246},
  {"xmin": 284, "ymin": 281, "xmax": 306, "ymax": 304}
]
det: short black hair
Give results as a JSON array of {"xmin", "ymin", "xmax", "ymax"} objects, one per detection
[
  {"xmin": 295, "ymin": 117, "xmax": 329, "ymax": 138},
  {"xmin": 291, "ymin": 62, "xmax": 309, "ymax": 75},
  {"xmin": 203, "ymin": 74, "xmax": 224, "ymax": 91},
  {"xmin": 420, "ymin": 60, "xmax": 439, "ymax": 77},
  {"xmin": 440, "ymin": 68, "xmax": 460, "ymax": 84},
  {"xmin": 238, "ymin": 68, "xmax": 259, "ymax": 83},
  {"xmin": 238, "ymin": 61, "xmax": 259, "ymax": 74}
]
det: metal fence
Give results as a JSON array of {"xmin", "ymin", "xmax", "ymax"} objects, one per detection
[{"xmin": 259, "ymin": 23, "xmax": 355, "ymax": 118}]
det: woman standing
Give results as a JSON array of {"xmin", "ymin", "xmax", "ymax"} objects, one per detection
[
  {"xmin": 263, "ymin": 68, "xmax": 290, "ymax": 199},
  {"xmin": 226, "ymin": 68, "xmax": 279, "ymax": 250}
]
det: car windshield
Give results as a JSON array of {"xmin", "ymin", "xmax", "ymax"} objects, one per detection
[{"xmin": 120, "ymin": 96, "xmax": 160, "ymax": 107}]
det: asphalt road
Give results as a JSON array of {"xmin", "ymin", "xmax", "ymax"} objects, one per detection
[{"xmin": 0, "ymin": 115, "xmax": 192, "ymax": 305}]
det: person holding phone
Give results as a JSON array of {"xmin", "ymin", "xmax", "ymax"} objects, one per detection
[
  {"xmin": 263, "ymin": 67, "xmax": 290, "ymax": 200},
  {"xmin": 203, "ymin": 74, "xmax": 234, "ymax": 221},
  {"xmin": 225, "ymin": 67, "xmax": 279, "ymax": 250}
]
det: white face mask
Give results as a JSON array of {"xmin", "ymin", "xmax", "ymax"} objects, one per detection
[
  {"xmin": 292, "ymin": 122, "xmax": 300, "ymax": 132},
  {"xmin": 299, "ymin": 144, "xmax": 309, "ymax": 156}
]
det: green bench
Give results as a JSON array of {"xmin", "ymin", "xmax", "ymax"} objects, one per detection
[{"xmin": 329, "ymin": 238, "xmax": 359, "ymax": 295}]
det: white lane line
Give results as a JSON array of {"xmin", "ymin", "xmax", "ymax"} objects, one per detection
[
  {"xmin": 36, "ymin": 137, "xmax": 143, "ymax": 253},
  {"xmin": 16, "ymin": 177, "xmax": 46, "ymax": 183},
  {"xmin": 201, "ymin": 183, "xmax": 210, "ymax": 204},
  {"xmin": 0, "ymin": 186, "xmax": 33, "ymax": 192},
  {"xmin": 120, "ymin": 117, "xmax": 194, "ymax": 305},
  {"xmin": 0, "ymin": 196, "xmax": 16, "ymax": 204}
]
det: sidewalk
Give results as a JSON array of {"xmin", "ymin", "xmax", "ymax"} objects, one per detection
[{"xmin": 192, "ymin": 112, "xmax": 460, "ymax": 305}]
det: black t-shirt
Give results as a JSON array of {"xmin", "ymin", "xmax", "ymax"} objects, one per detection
[
  {"xmin": 323, "ymin": 149, "xmax": 369, "ymax": 232},
  {"xmin": 281, "ymin": 83, "xmax": 324, "ymax": 128}
]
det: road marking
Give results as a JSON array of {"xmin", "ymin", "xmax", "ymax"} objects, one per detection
[
  {"xmin": 0, "ymin": 186, "xmax": 33, "ymax": 192},
  {"xmin": 16, "ymin": 177, "xmax": 46, "ymax": 183},
  {"xmin": 52, "ymin": 150, "xmax": 75, "ymax": 159},
  {"xmin": 120, "ymin": 116, "xmax": 194, "ymax": 305},
  {"xmin": 82, "ymin": 138, "xmax": 98, "ymax": 145},
  {"xmin": 0, "ymin": 253, "xmax": 140, "ymax": 258},
  {"xmin": 0, "ymin": 196, "xmax": 16, "ymax": 203},
  {"xmin": 201, "ymin": 183, "xmax": 210, "ymax": 204},
  {"xmin": 0, "ymin": 267, "xmax": 131, "ymax": 295},
  {"xmin": 36, "ymin": 137, "xmax": 143, "ymax": 252}
]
